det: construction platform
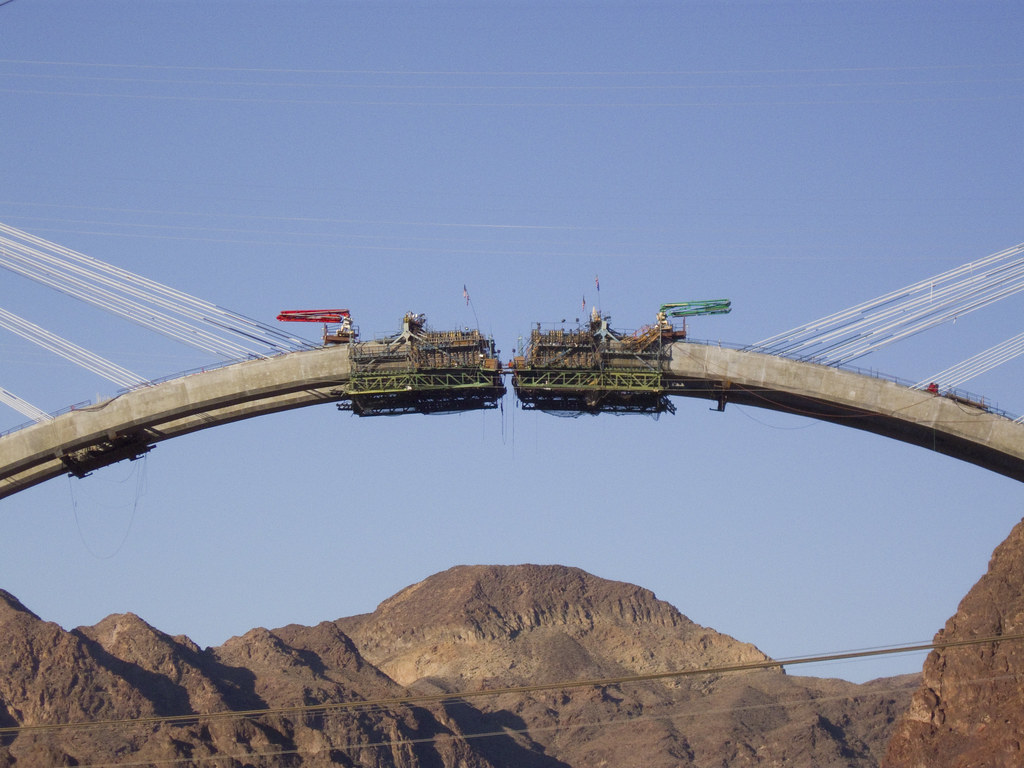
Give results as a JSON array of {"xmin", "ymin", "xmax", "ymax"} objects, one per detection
[
  {"xmin": 338, "ymin": 313, "xmax": 505, "ymax": 416},
  {"xmin": 510, "ymin": 309, "xmax": 680, "ymax": 415}
]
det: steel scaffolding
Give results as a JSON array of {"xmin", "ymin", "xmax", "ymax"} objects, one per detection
[
  {"xmin": 511, "ymin": 311, "xmax": 675, "ymax": 415},
  {"xmin": 338, "ymin": 314, "xmax": 505, "ymax": 416}
]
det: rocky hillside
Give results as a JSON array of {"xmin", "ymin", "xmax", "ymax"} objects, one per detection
[
  {"xmin": 0, "ymin": 590, "xmax": 498, "ymax": 768},
  {"xmin": 884, "ymin": 518, "xmax": 1024, "ymax": 768},
  {"xmin": 0, "ymin": 565, "xmax": 916, "ymax": 767},
  {"xmin": 338, "ymin": 565, "xmax": 916, "ymax": 768}
]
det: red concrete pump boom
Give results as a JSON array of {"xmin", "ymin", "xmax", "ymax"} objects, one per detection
[{"xmin": 276, "ymin": 309, "xmax": 351, "ymax": 323}]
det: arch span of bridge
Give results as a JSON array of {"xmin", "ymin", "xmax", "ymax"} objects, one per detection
[
  {"xmin": 0, "ymin": 345, "xmax": 353, "ymax": 500},
  {"xmin": 664, "ymin": 342, "xmax": 1024, "ymax": 482},
  {"xmin": 2, "ymin": 340, "xmax": 1023, "ymax": 500}
]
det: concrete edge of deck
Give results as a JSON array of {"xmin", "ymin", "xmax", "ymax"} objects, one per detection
[
  {"xmin": 0, "ymin": 345, "xmax": 353, "ymax": 499},
  {"xmin": 666, "ymin": 342, "xmax": 1024, "ymax": 482}
]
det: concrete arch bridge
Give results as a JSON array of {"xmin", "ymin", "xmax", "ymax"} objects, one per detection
[{"xmin": 2, "ymin": 340, "xmax": 1022, "ymax": 501}]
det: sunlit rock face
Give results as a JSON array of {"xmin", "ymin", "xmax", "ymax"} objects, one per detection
[
  {"xmin": 884, "ymin": 518, "xmax": 1024, "ymax": 768},
  {"xmin": 0, "ymin": 565, "xmax": 915, "ymax": 767}
]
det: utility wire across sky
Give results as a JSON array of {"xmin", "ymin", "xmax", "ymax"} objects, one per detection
[{"xmin": 1, "ymin": 631, "xmax": 1019, "ymax": 743}]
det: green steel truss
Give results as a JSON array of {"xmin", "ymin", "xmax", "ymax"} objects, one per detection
[
  {"xmin": 513, "ymin": 368, "xmax": 663, "ymax": 392},
  {"xmin": 339, "ymin": 367, "xmax": 506, "ymax": 416},
  {"xmin": 512, "ymin": 367, "xmax": 674, "ymax": 415},
  {"xmin": 349, "ymin": 368, "xmax": 499, "ymax": 394}
]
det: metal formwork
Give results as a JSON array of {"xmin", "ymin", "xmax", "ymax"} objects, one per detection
[
  {"xmin": 338, "ymin": 314, "xmax": 505, "ymax": 416},
  {"xmin": 511, "ymin": 313, "xmax": 675, "ymax": 415}
]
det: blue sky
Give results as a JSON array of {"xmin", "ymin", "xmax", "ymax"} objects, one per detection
[{"xmin": 1, "ymin": 0, "xmax": 1022, "ymax": 684}]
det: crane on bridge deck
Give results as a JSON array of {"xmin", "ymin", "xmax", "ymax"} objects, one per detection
[
  {"xmin": 657, "ymin": 300, "xmax": 732, "ymax": 340},
  {"xmin": 277, "ymin": 309, "xmax": 356, "ymax": 344}
]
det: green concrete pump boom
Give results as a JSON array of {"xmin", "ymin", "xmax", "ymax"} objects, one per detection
[{"xmin": 660, "ymin": 300, "xmax": 732, "ymax": 318}]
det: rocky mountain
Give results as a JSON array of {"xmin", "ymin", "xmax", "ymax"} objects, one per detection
[
  {"xmin": 884, "ymin": 518, "xmax": 1024, "ymax": 768},
  {"xmin": 337, "ymin": 565, "xmax": 916, "ymax": 768},
  {"xmin": 0, "ymin": 565, "xmax": 916, "ymax": 767},
  {"xmin": 0, "ymin": 590, "xmax": 499, "ymax": 768}
]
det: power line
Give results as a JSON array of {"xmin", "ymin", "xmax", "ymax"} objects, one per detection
[
  {"xmin": 0, "ymin": 58, "xmax": 1019, "ymax": 76},
  {"xmin": 3, "ymin": 631, "xmax": 1020, "ymax": 740},
  {"xmin": 29, "ymin": 679, "xmax": 931, "ymax": 768},
  {"xmin": 3, "ymin": 87, "xmax": 1020, "ymax": 108},
  {"xmin": 0, "ymin": 204, "xmax": 595, "ymax": 231},
  {"xmin": 0, "ymin": 217, "xmax": 912, "ymax": 264},
  {"xmin": 5, "ymin": 69, "xmax": 1023, "ymax": 92}
]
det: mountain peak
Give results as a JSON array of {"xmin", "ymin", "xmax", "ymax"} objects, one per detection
[
  {"xmin": 0, "ymin": 563, "xmax": 917, "ymax": 767},
  {"xmin": 338, "ymin": 563, "xmax": 767, "ymax": 690},
  {"xmin": 0, "ymin": 588, "xmax": 40, "ymax": 623},
  {"xmin": 373, "ymin": 563, "xmax": 687, "ymax": 637}
]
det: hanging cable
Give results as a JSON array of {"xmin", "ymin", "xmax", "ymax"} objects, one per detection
[
  {"xmin": 783, "ymin": 261, "xmax": 1024, "ymax": 358},
  {"xmin": 814, "ymin": 262, "xmax": 1024, "ymax": 364},
  {"xmin": 916, "ymin": 330, "xmax": 1024, "ymax": 390},
  {"xmin": 0, "ymin": 245, "xmax": 265, "ymax": 360},
  {"xmin": 0, "ymin": 222, "xmax": 312, "ymax": 351},
  {"xmin": 749, "ymin": 243, "xmax": 1024, "ymax": 366},
  {"xmin": 752, "ymin": 243, "xmax": 1024, "ymax": 351},
  {"xmin": 0, "ymin": 222, "xmax": 317, "ymax": 360},
  {"xmin": 776, "ymin": 255, "xmax": 1024, "ymax": 363},
  {"xmin": 0, "ymin": 385, "xmax": 51, "ymax": 421},
  {"xmin": 0, "ymin": 307, "xmax": 147, "ymax": 388}
]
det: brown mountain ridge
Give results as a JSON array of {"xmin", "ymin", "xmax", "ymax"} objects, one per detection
[
  {"xmin": 884, "ymin": 517, "xmax": 1024, "ymax": 768},
  {"xmin": 1, "ymin": 564, "xmax": 917, "ymax": 767}
]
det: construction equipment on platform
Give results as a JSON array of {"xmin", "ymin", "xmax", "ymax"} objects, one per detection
[
  {"xmin": 510, "ymin": 308, "xmax": 672, "ymax": 415},
  {"xmin": 511, "ymin": 301, "xmax": 731, "ymax": 415},
  {"xmin": 277, "ymin": 309, "xmax": 357, "ymax": 344},
  {"xmin": 337, "ymin": 313, "xmax": 505, "ymax": 417},
  {"xmin": 510, "ymin": 309, "xmax": 666, "ymax": 415},
  {"xmin": 660, "ymin": 300, "xmax": 732, "ymax": 317},
  {"xmin": 658, "ymin": 300, "xmax": 732, "ymax": 340}
]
